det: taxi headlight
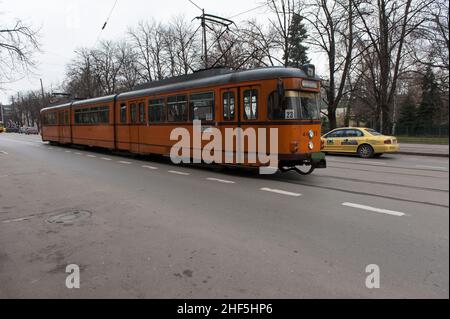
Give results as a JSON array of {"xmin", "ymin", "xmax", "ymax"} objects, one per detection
[
  {"xmin": 308, "ymin": 142, "xmax": 314, "ymax": 150},
  {"xmin": 308, "ymin": 130, "xmax": 315, "ymax": 139}
]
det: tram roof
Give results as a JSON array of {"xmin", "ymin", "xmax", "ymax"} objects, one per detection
[
  {"xmin": 41, "ymin": 67, "xmax": 318, "ymax": 112},
  {"xmin": 119, "ymin": 66, "xmax": 316, "ymax": 100}
]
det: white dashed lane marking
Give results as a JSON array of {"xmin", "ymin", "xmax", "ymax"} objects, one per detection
[
  {"xmin": 0, "ymin": 151, "xmax": 9, "ymax": 155},
  {"xmin": 118, "ymin": 161, "xmax": 132, "ymax": 165},
  {"xmin": 168, "ymin": 170, "xmax": 190, "ymax": 176},
  {"xmin": 142, "ymin": 165, "xmax": 158, "ymax": 170},
  {"xmin": 361, "ymin": 161, "xmax": 385, "ymax": 166},
  {"xmin": 342, "ymin": 202, "xmax": 406, "ymax": 217},
  {"xmin": 101, "ymin": 158, "xmax": 112, "ymax": 161},
  {"xmin": 260, "ymin": 188, "xmax": 302, "ymax": 197},
  {"xmin": 87, "ymin": 155, "xmax": 97, "ymax": 158},
  {"xmin": 65, "ymin": 150, "xmax": 72, "ymax": 153},
  {"xmin": 207, "ymin": 178, "xmax": 235, "ymax": 184}
]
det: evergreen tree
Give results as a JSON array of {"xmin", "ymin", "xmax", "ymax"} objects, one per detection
[
  {"xmin": 286, "ymin": 13, "xmax": 310, "ymax": 68},
  {"xmin": 416, "ymin": 68, "xmax": 442, "ymax": 135},
  {"xmin": 398, "ymin": 93, "xmax": 417, "ymax": 136}
]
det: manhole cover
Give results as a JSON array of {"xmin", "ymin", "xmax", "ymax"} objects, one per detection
[{"xmin": 46, "ymin": 210, "xmax": 91, "ymax": 225}]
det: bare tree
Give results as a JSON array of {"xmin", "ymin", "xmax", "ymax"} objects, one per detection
[
  {"xmin": 410, "ymin": 0, "xmax": 449, "ymax": 90},
  {"xmin": 128, "ymin": 21, "xmax": 167, "ymax": 82},
  {"xmin": 266, "ymin": 0, "xmax": 299, "ymax": 67},
  {"xmin": 65, "ymin": 48, "xmax": 101, "ymax": 98},
  {"xmin": 116, "ymin": 41, "xmax": 141, "ymax": 91},
  {"xmin": 239, "ymin": 19, "xmax": 282, "ymax": 67},
  {"xmin": 0, "ymin": 18, "xmax": 40, "ymax": 87},
  {"xmin": 303, "ymin": 0, "xmax": 358, "ymax": 130},
  {"xmin": 91, "ymin": 41, "xmax": 124, "ymax": 95},
  {"xmin": 352, "ymin": 0, "xmax": 431, "ymax": 133},
  {"xmin": 167, "ymin": 16, "xmax": 201, "ymax": 75}
]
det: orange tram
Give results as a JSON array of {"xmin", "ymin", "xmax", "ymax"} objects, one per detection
[{"xmin": 41, "ymin": 66, "xmax": 327, "ymax": 175}]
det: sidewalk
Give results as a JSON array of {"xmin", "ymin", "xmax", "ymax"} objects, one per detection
[{"xmin": 399, "ymin": 143, "xmax": 449, "ymax": 157}]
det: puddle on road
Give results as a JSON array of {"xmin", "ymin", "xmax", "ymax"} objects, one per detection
[{"xmin": 46, "ymin": 210, "xmax": 92, "ymax": 225}]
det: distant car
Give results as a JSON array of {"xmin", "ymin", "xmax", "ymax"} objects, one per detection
[
  {"xmin": 19, "ymin": 127, "xmax": 28, "ymax": 134},
  {"xmin": 25, "ymin": 127, "xmax": 39, "ymax": 135},
  {"xmin": 5, "ymin": 127, "xmax": 19, "ymax": 133},
  {"xmin": 321, "ymin": 127, "xmax": 400, "ymax": 158}
]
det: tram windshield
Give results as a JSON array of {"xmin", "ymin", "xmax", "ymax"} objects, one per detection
[{"xmin": 269, "ymin": 90, "xmax": 321, "ymax": 120}]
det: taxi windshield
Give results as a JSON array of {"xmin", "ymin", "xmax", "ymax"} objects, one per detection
[
  {"xmin": 365, "ymin": 129, "xmax": 383, "ymax": 136},
  {"xmin": 269, "ymin": 90, "xmax": 320, "ymax": 120}
]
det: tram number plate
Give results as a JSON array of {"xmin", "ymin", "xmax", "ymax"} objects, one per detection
[{"xmin": 285, "ymin": 110, "xmax": 295, "ymax": 120}]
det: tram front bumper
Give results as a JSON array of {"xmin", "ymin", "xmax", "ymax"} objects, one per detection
[{"xmin": 278, "ymin": 152, "xmax": 327, "ymax": 169}]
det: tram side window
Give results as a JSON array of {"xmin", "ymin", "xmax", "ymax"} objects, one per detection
[
  {"xmin": 190, "ymin": 92, "xmax": 214, "ymax": 121},
  {"xmin": 120, "ymin": 104, "xmax": 127, "ymax": 124},
  {"xmin": 139, "ymin": 102, "xmax": 146, "ymax": 124},
  {"xmin": 167, "ymin": 95, "xmax": 188, "ymax": 122},
  {"xmin": 130, "ymin": 104, "xmax": 138, "ymax": 123},
  {"xmin": 149, "ymin": 98, "xmax": 166, "ymax": 123},
  {"xmin": 243, "ymin": 90, "xmax": 258, "ymax": 120},
  {"xmin": 98, "ymin": 106, "xmax": 110, "ymax": 123},
  {"xmin": 223, "ymin": 92, "xmax": 236, "ymax": 121},
  {"xmin": 74, "ymin": 106, "xmax": 110, "ymax": 124},
  {"xmin": 58, "ymin": 112, "xmax": 64, "ymax": 125},
  {"xmin": 45, "ymin": 112, "xmax": 57, "ymax": 125}
]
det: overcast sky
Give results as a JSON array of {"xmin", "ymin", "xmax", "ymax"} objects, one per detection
[{"xmin": 0, "ymin": 0, "xmax": 323, "ymax": 105}]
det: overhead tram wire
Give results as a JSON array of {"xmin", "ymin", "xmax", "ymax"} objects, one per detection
[
  {"xmin": 228, "ymin": 3, "xmax": 269, "ymax": 20},
  {"xmin": 93, "ymin": 0, "xmax": 120, "ymax": 47},
  {"xmin": 188, "ymin": 0, "xmax": 203, "ymax": 11}
]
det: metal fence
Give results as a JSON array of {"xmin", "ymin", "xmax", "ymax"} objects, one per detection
[{"xmin": 395, "ymin": 123, "xmax": 449, "ymax": 137}]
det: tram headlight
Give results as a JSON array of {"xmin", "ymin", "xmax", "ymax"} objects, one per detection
[
  {"xmin": 308, "ymin": 142, "xmax": 315, "ymax": 150},
  {"xmin": 308, "ymin": 130, "xmax": 315, "ymax": 139}
]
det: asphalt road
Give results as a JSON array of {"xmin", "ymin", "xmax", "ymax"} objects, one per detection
[{"xmin": 0, "ymin": 133, "xmax": 448, "ymax": 299}]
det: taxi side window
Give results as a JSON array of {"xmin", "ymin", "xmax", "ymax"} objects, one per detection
[
  {"xmin": 328, "ymin": 130, "xmax": 345, "ymax": 138},
  {"xmin": 345, "ymin": 130, "xmax": 364, "ymax": 138}
]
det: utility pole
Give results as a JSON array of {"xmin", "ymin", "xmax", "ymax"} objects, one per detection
[
  {"xmin": 40, "ymin": 79, "xmax": 45, "ymax": 101},
  {"xmin": 1, "ymin": 104, "xmax": 4, "ymax": 125},
  {"xmin": 39, "ymin": 78, "xmax": 45, "ymax": 131},
  {"xmin": 189, "ymin": 0, "xmax": 234, "ymax": 70},
  {"xmin": 202, "ymin": 9, "xmax": 208, "ymax": 69}
]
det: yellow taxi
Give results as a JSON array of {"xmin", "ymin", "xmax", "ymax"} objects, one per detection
[
  {"xmin": 321, "ymin": 127, "xmax": 400, "ymax": 158},
  {"xmin": 0, "ymin": 123, "xmax": 4, "ymax": 133}
]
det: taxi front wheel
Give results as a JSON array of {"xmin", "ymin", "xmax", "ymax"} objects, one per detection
[{"xmin": 358, "ymin": 144, "xmax": 375, "ymax": 158}]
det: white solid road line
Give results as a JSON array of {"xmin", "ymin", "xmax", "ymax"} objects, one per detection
[
  {"xmin": 260, "ymin": 188, "xmax": 302, "ymax": 197},
  {"xmin": 207, "ymin": 178, "xmax": 235, "ymax": 184},
  {"xmin": 415, "ymin": 165, "xmax": 448, "ymax": 170},
  {"xmin": 142, "ymin": 165, "xmax": 158, "ymax": 170},
  {"xmin": 342, "ymin": 202, "xmax": 406, "ymax": 217},
  {"xmin": 119, "ymin": 161, "xmax": 132, "ymax": 165},
  {"xmin": 101, "ymin": 157, "xmax": 112, "ymax": 161},
  {"xmin": 168, "ymin": 170, "xmax": 190, "ymax": 176}
]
